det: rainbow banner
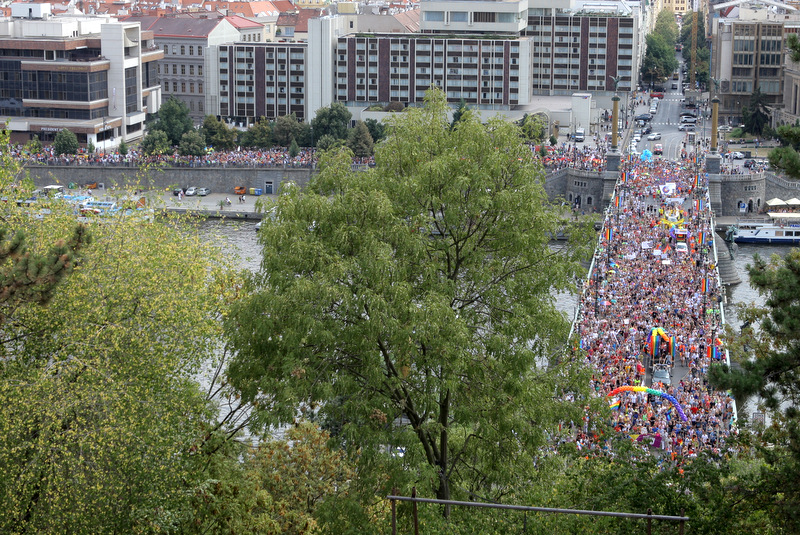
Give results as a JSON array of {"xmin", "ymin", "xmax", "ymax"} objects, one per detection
[
  {"xmin": 615, "ymin": 195, "xmax": 620, "ymax": 208},
  {"xmin": 605, "ymin": 228, "xmax": 613, "ymax": 242},
  {"xmin": 701, "ymin": 278, "xmax": 708, "ymax": 293},
  {"xmin": 607, "ymin": 386, "xmax": 688, "ymax": 422},
  {"xmin": 610, "ymin": 399, "xmax": 621, "ymax": 410}
]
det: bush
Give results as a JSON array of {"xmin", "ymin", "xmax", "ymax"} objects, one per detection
[{"xmin": 53, "ymin": 129, "xmax": 79, "ymax": 156}]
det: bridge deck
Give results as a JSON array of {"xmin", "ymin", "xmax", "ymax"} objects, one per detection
[{"xmin": 572, "ymin": 159, "xmax": 737, "ymax": 457}]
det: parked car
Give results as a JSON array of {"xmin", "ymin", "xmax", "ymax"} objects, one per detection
[
  {"xmin": 647, "ymin": 132, "xmax": 662, "ymax": 140},
  {"xmin": 173, "ymin": 187, "xmax": 184, "ymax": 196},
  {"xmin": 185, "ymin": 187, "xmax": 198, "ymax": 196},
  {"xmin": 197, "ymin": 187, "xmax": 211, "ymax": 196},
  {"xmin": 731, "ymin": 151, "xmax": 745, "ymax": 159}
]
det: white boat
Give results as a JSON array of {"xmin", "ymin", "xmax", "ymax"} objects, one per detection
[{"xmin": 731, "ymin": 212, "xmax": 800, "ymax": 244}]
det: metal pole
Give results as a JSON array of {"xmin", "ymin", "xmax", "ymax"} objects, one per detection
[
  {"xmin": 680, "ymin": 508, "xmax": 685, "ymax": 535},
  {"xmin": 412, "ymin": 486, "xmax": 419, "ymax": 535},
  {"xmin": 647, "ymin": 507, "xmax": 653, "ymax": 535},
  {"xmin": 391, "ymin": 488, "xmax": 397, "ymax": 535}
]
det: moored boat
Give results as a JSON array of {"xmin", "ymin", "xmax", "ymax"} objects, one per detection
[{"xmin": 731, "ymin": 213, "xmax": 800, "ymax": 244}]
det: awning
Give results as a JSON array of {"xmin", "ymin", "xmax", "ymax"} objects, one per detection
[
  {"xmin": 785, "ymin": 198, "xmax": 800, "ymax": 206},
  {"xmin": 768, "ymin": 212, "xmax": 800, "ymax": 219},
  {"xmin": 765, "ymin": 198, "xmax": 787, "ymax": 206}
]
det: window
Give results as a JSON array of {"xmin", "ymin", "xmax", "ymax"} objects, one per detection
[
  {"xmin": 190, "ymin": 83, "xmax": 194, "ymax": 93},
  {"xmin": 425, "ymin": 11, "xmax": 444, "ymax": 21},
  {"xmin": 189, "ymin": 46, "xmax": 194, "ymax": 55},
  {"xmin": 181, "ymin": 82, "xmax": 185, "ymax": 92},
  {"xmin": 172, "ymin": 64, "xmax": 177, "ymax": 75},
  {"xmin": 181, "ymin": 65, "xmax": 186, "ymax": 75},
  {"xmin": 189, "ymin": 65, "xmax": 194, "ymax": 75},
  {"xmin": 180, "ymin": 45, "xmax": 185, "ymax": 55},
  {"xmin": 198, "ymin": 47, "xmax": 203, "ymax": 57},
  {"xmin": 198, "ymin": 66, "xmax": 203, "ymax": 76},
  {"xmin": 172, "ymin": 81, "xmax": 177, "ymax": 92},
  {"xmin": 198, "ymin": 83, "xmax": 203, "ymax": 94},
  {"xmin": 451, "ymin": 11, "xmax": 468, "ymax": 22},
  {"xmin": 163, "ymin": 45, "xmax": 168, "ymax": 55}
]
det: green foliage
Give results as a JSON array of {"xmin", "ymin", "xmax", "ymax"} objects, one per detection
[
  {"xmin": 24, "ymin": 135, "xmax": 42, "ymax": 155},
  {"xmin": 316, "ymin": 134, "xmax": 342, "ymax": 152},
  {"xmin": 450, "ymin": 99, "xmax": 469, "ymax": 129},
  {"xmin": 178, "ymin": 129, "xmax": 206, "ymax": 157},
  {"xmin": 347, "ymin": 120, "xmax": 374, "ymax": 157},
  {"xmin": 201, "ymin": 115, "xmax": 237, "ymax": 151},
  {"xmin": 141, "ymin": 128, "xmax": 171, "ymax": 156},
  {"xmin": 53, "ymin": 129, "xmax": 79, "ymax": 156},
  {"xmin": 519, "ymin": 113, "xmax": 547, "ymax": 143},
  {"xmin": 117, "ymin": 138, "xmax": 128, "ymax": 156},
  {"xmin": 241, "ymin": 118, "xmax": 273, "ymax": 148},
  {"xmin": 86, "ymin": 140, "xmax": 95, "ymax": 154},
  {"xmin": 549, "ymin": 134, "xmax": 558, "ymax": 146},
  {"xmin": 364, "ymin": 118, "xmax": 386, "ymax": 144},
  {"xmin": 225, "ymin": 88, "xmax": 595, "ymax": 510},
  {"xmin": 311, "ymin": 102, "xmax": 352, "ymax": 141},
  {"xmin": 653, "ymin": 9, "xmax": 679, "ymax": 45},
  {"xmin": 273, "ymin": 113, "xmax": 303, "ymax": 147},
  {"xmin": 742, "ymin": 88, "xmax": 770, "ymax": 136},
  {"xmin": 642, "ymin": 33, "xmax": 678, "ymax": 85},
  {"xmin": 710, "ymin": 250, "xmax": 800, "ymax": 532},
  {"xmin": 385, "ymin": 101, "xmax": 405, "ymax": 112},
  {"xmin": 151, "ymin": 96, "xmax": 194, "ymax": 146},
  {"xmin": 680, "ymin": 12, "xmax": 710, "ymax": 87},
  {"xmin": 288, "ymin": 138, "xmax": 300, "ymax": 158},
  {"xmin": 769, "ymin": 122, "xmax": 800, "ymax": 178}
]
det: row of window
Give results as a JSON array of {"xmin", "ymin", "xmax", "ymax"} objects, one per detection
[
  {"xmin": 163, "ymin": 44, "xmax": 204, "ymax": 57},
  {"xmin": 163, "ymin": 81, "xmax": 204, "ymax": 94},
  {"xmin": 157, "ymin": 64, "xmax": 204, "ymax": 76}
]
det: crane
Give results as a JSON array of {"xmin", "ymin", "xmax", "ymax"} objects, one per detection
[{"xmin": 690, "ymin": 0, "xmax": 698, "ymax": 89}]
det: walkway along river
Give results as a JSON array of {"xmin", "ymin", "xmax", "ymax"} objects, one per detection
[{"xmin": 571, "ymin": 157, "xmax": 737, "ymax": 458}]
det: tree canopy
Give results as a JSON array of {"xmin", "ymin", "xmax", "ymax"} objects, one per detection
[
  {"xmin": 225, "ymin": 89, "xmax": 594, "ymax": 509},
  {"xmin": 53, "ymin": 128, "xmax": 79, "ymax": 155},
  {"xmin": 310, "ymin": 102, "xmax": 352, "ymax": 142},
  {"xmin": 151, "ymin": 96, "xmax": 194, "ymax": 146}
]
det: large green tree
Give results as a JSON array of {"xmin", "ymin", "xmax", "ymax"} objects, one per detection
[
  {"xmin": 225, "ymin": 89, "xmax": 594, "ymax": 510},
  {"xmin": 273, "ymin": 113, "xmax": 304, "ymax": 147},
  {"xmin": 53, "ymin": 128, "xmax": 79, "ymax": 155},
  {"xmin": 178, "ymin": 129, "xmax": 206, "ymax": 156},
  {"xmin": 310, "ymin": 102, "xmax": 352, "ymax": 142},
  {"xmin": 346, "ymin": 119, "xmax": 374, "ymax": 157},
  {"xmin": 141, "ymin": 128, "xmax": 171, "ymax": 156},
  {"xmin": 642, "ymin": 33, "xmax": 678, "ymax": 86},
  {"xmin": 151, "ymin": 96, "xmax": 194, "ymax": 146},
  {"xmin": 769, "ymin": 35, "xmax": 800, "ymax": 178},
  {"xmin": 241, "ymin": 118, "xmax": 273, "ymax": 149},
  {"xmin": 742, "ymin": 88, "xmax": 770, "ymax": 136},
  {"xmin": 710, "ymin": 250, "xmax": 800, "ymax": 532},
  {"xmin": 201, "ymin": 115, "xmax": 238, "ymax": 151}
]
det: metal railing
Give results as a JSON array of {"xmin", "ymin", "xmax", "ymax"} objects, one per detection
[{"xmin": 388, "ymin": 491, "xmax": 688, "ymax": 535}]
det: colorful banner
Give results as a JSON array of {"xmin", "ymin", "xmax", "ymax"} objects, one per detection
[{"xmin": 607, "ymin": 386, "xmax": 688, "ymax": 422}]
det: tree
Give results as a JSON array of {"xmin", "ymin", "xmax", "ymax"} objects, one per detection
[
  {"xmin": 151, "ymin": 96, "xmax": 193, "ymax": 146},
  {"xmin": 273, "ymin": 113, "xmax": 303, "ymax": 147},
  {"xmin": 178, "ymin": 129, "xmax": 206, "ymax": 157},
  {"xmin": 742, "ymin": 87, "xmax": 770, "ymax": 136},
  {"xmin": 0, "ymin": 199, "xmax": 239, "ymax": 532},
  {"xmin": 86, "ymin": 140, "xmax": 95, "ymax": 154},
  {"xmin": 450, "ymin": 99, "xmax": 468, "ymax": 129},
  {"xmin": 241, "ymin": 118, "xmax": 273, "ymax": 149},
  {"xmin": 201, "ymin": 115, "xmax": 237, "ymax": 151},
  {"xmin": 642, "ymin": 33, "xmax": 678, "ymax": 86},
  {"xmin": 311, "ymin": 103, "xmax": 351, "ymax": 141},
  {"xmin": 225, "ymin": 89, "xmax": 594, "ymax": 510},
  {"xmin": 53, "ymin": 129, "xmax": 79, "ymax": 156},
  {"xmin": 653, "ymin": 9, "xmax": 679, "ymax": 46},
  {"xmin": 364, "ymin": 118, "xmax": 385, "ymax": 144},
  {"xmin": 346, "ymin": 120, "xmax": 374, "ymax": 157},
  {"xmin": 288, "ymin": 139, "xmax": 300, "ymax": 158},
  {"xmin": 24, "ymin": 135, "xmax": 42, "ymax": 155},
  {"xmin": 316, "ymin": 134, "xmax": 343, "ymax": 152},
  {"xmin": 117, "ymin": 138, "xmax": 129, "ymax": 156},
  {"xmin": 140, "ymin": 129, "xmax": 171, "ymax": 156},
  {"xmin": 710, "ymin": 250, "xmax": 800, "ymax": 532},
  {"xmin": 768, "ymin": 35, "xmax": 800, "ymax": 179},
  {"xmin": 519, "ymin": 113, "xmax": 547, "ymax": 143}
]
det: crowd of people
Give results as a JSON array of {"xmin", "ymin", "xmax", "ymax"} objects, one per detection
[
  {"xmin": 538, "ymin": 142, "xmax": 608, "ymax": 173},
  {"xmin": 569, "ymin": 157, "xmax": 737, "ymax": 460}
]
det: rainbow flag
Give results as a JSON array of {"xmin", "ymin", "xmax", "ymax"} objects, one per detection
[
  {"xmin": 610, "ymin": 399, "xmax": 621, "ymax": 411},
  {"xmin": 693, "ymin": 172, "xmax": 700, "ymax": 188},
  {"xmin": 701, "ymin": 278, "xmax": 708, "ymax": 293},
  {"xmin": 605, "ymin": 228, "xmax": 613, "ymax": 242},
  {"xmin": 615, "ymin": 195, "xmax": 620, "ymax": 208}
]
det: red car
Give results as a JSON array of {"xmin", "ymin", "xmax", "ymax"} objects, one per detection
[{"xmin": 650, "ymin": 91, "xmax": 664, "ymax": 99}]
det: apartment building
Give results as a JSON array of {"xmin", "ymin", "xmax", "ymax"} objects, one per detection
[
  {"xmin": 0, "ymin": 3, "xmax": 162, "ymax": 147},
  {"xmin": 209, "ymin": 42, "xmax": 308, "ymax": 124},
  {"xmin": 710, "ymin": 5, "xmax": 787, "ymax": 125},
  {"xmin": 123, "ymin": 14, "xmax": 241, "ymax": 123}
]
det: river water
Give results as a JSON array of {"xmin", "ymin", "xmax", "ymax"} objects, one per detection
[{"xmin": 199, "ymin": 219, "xmax": 789, "ymax": 334}]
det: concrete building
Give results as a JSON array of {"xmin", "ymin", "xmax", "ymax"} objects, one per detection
[
  {"xmin": 123, "ymin": 14, "xmax": 241, "ymax": 123},
  {"xmin": 0, "ymin": 3, "xmax": 162, "ymax": 148},
  {"xmin": 710, "ymin": 1, "xmax": 795, "ymax": 125}
]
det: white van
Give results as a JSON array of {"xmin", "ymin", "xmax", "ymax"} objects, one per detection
[{"xmin": 574, "ymin": 128, "xmax": 585, "ymax": 142}]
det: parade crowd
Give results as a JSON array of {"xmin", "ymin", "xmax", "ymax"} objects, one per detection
[{"xmin": 569, "ymin": 157, "xmax": 736, "ymax": 460}]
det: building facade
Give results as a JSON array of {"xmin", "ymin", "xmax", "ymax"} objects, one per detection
[
  {"xmin": 710, "ymin": 8, "xmax": 786, "ymax": 125},
  {"xmin": 0, "ymin": 3, "xmax": 162, "ymax": 147}
]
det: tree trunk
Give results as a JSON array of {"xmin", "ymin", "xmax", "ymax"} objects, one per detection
[{"xmin": 437, "ymin": 389, "xmax": 451, "ymax": 518}]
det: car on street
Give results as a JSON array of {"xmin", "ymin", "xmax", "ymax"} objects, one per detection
[
  {"xmin": 633, "ymin": 132, "xmax": 641, "ymax": 142},
  {"xmin": 652, "ymin": 366, "xmax": 672, "ymax": 386},
  {"xmin": 718, "ymin": 125, "xmax": 733, "ymax": 133},
  {"xmin": 680, "ymin": 116, "xmax": 697, "ymax": 124},
  {"xmin": 680, "ymin": 111, "xmax": 697, "ymax": 118},
  {"xmin": 647, "ymin": 132, "xmax": 662, "ymax": 140},
  {"xmin": 635, "ymin": 113, "xmax": 652, "ymax": 122},
  {"xmin": 185, "ymin": 187, "xmax": 198, "ymax": 196},
  {"xmin": 731, "ymin": 151, "xmax": 745, "ymax": 159},
  {"xmin": 654, "ymin": 144, "xmax": 663, "ymax": 155},
  {"xmin": 197, "ymin": 187, "xmax": 211, "ymax": 196},
  {"xmin": 643, "ymin": 125, "xmax": 653, "ymax": 134},
  {"xmin": 678, "ymin": 124, "xmax": 695, "ymax": 131},
  {"xmin": 675, "ymin": 242, "xmax": 689, "ymax": 254}
]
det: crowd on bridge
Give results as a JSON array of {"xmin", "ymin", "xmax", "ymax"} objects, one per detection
[
  {"xmin": 537, "ymin": 142, "xmax": 607, "ymax": 173},
  {"xmin": 569, "ymin": 157, "xmax": 737, "ymax": 461}
]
